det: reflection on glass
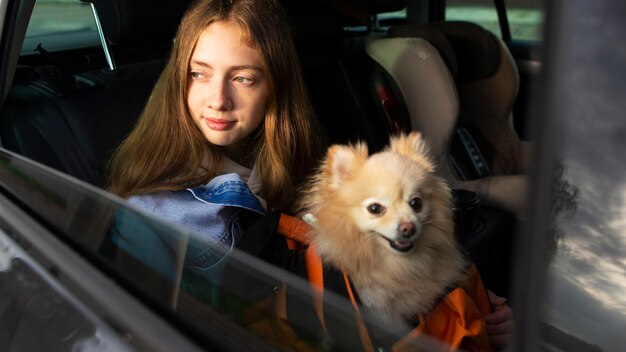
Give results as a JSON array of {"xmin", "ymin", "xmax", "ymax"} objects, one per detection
[
  {"xmin": 542, "ymin": 47, "xmax": 626, "ymax": 349},
  {"xmin": 544, "ymin": 161, "xmax": 626, "ymax": 351},
  {"xmin": 1, "ymin": 150, "xmax": 443, "ymax": 350},
  {"xmin": 0, "ymin": 228, "xmax": 130, "ymax": 351}
]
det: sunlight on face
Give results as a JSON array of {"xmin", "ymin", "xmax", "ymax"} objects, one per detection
[{"xmin": 187, "ymin": 20, "xmax": 269, "ymax": 162}]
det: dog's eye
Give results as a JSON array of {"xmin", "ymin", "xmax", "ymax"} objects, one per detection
[
  {"xmin": 409, "ymin": 197, "xmax": 423, "ymax": 212},
  {"xmin": 367, "ymin": 203, "xmax": 385, "ymax": 215}
]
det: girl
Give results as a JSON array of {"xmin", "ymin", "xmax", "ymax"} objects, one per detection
[
  {"xmin": 107, "ymin": 0, "xmax": 321, "ymax": 298},
  {"xmin": 108, "ymin": 0, "xmax": 319, "ymax": 208}
]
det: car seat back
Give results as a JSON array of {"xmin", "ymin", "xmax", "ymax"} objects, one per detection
[
  {"xmin": 390, "ymin": 21, "xmax": 525, "ymax": 175},
  {"xmin": 365, "ymin": 36, "xmax": 459, "ymax": 182},
  {"xmin": 367, "ymin": 26, "xmax": 527, "ymax": 218},
  {"xmin": 1, "ymin": 1, "xmax": 191, "ymax": 187}
]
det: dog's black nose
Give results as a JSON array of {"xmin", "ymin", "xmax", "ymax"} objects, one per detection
[{"xmin": 398, "ymin": 222, "xmax": 416, "ymax": 237}]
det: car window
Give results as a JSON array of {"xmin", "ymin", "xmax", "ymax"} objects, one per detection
[
  {"xmin": 533, "ymin": 2, "xmax": 626, "ymax": 350},
  {"xmin": 377, "ymin": 8, "xmax": 407, "ymax": 23},
  {"xmin": 1, "ymin": 149, "xmax": 448, "ymax": 350},
  {"xmin": 445, "ymin": 0, "xmax": 544, "ymax": 42},
  {"xmin": 21, "ymin": 0, "xmax": 99, "ymax": 55},
  {"xmin": 0, "ymin": 226, "xmax": 133, "ymax": 351}
]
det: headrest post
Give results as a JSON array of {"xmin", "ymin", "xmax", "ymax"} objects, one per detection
[
  {"xmin": 370, "ymin": 14, "xmax": 380, "ymax": 31},
  {"xmin": 90, "ymin": 3, "xmax": 116, "ymax": 71}
]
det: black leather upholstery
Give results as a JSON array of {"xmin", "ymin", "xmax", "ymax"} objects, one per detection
[
  {"xmin": 1, "ymin": 2, "xmax": 191, "ymax": 186},
  {"xmin": 2, "ymin": 61, "xmax": 165, "ymax": 186}
]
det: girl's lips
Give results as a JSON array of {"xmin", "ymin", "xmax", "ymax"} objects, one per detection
[{"xmin": 205, "ymin": 118, "xmax": 236, "ymax": 131}]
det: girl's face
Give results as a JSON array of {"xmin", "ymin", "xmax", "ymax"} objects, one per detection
[{"xmin": 187, "ymin": 20, "xmax": 269, "ymax": 161}]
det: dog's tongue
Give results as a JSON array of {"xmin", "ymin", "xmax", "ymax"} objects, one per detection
[{"xmin": 390, "ymin": 240, "xmax": 413, "ymax": 252}]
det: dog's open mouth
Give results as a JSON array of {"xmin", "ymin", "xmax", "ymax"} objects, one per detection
[{"xmin": 381, "ymin": 236, "xmax": 414, "ymax": 253}]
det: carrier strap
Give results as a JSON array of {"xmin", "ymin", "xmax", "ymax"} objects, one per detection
[
  {"xmin": 277, "ymin": 213, "xmax": 311, "ymax": 250},
  {"xmin": 275, "ymin": 213, "xmax": 494, "ymax": 351},
  {"xmin": 276, "ymin": 213, "xmax": 375, "ymax": 348}
]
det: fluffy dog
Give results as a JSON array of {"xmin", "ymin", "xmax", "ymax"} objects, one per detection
[{"xmin": 299, "ymin": 132, "xmax": 467, "ymax": 326}]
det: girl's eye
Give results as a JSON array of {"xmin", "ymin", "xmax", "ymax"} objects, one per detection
[
  {"xmin": 190, "ymin": 71, "xmax": 205, "ymax": 80},
  {"xmin": 234, "ymin": 76, "xmax": 253, "ymax": 84},
  {"xmin": 367, "ymin": 203, "xmax": 385, "ymax": 215},
  {"xmin": 409, "ymin": 197, "xmax": 423, "ymax": 212}
]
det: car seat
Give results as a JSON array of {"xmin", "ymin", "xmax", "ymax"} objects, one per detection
[
  {"xmin": 324, "ymin": 0, "xmax": 519, "ymax": 297},
  {"xmin": 366, "ymin": 26, "xmax": 528, "ymax": 219},
  {"xmin": 390, "ymin": 21, "xmax": 531, "ymax": 176}
]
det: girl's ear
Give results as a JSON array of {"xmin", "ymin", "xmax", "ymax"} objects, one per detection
[
  {"xmin": 388, "ymin": 132, "xmax": 435, "ymax": 172},
  {"xmin": 324, "ymin": 142, "xmax": 368, "ymax": 189}
]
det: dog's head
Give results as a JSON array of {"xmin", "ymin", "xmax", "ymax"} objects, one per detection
[{"xmin": 316, "ymin": 132, "xmax": 450, "ymax": 254}]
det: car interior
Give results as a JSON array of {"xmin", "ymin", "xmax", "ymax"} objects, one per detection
[{"xmin": 0, "ymin": 0, "xmax": 532, "ymax": 349}]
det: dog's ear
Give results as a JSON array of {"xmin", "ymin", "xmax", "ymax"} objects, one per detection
[
  {"xmin": 324, "ymin": 142, "xmax": 368, "ymax": 189},
  {"xmin": 388, "ymin": 132, "xmax": 435, "ymax": 172}
]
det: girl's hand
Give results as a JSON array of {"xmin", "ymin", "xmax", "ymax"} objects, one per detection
[{"xmin": 484, "ymin": 290, "xmax": 515, "ymax": 350}]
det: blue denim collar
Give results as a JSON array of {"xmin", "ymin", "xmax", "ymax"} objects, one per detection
[{"xmin": 186, "ymin": 173, "xmax": 266, "ymax": 214}]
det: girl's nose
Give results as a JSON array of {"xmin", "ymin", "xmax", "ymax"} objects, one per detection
[{"xmin": 207, "ymin": 80, "xmax": 233, "ymax": 111}]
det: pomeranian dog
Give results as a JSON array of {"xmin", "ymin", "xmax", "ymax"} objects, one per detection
[{"xmin": 299, "ymin": 132, "xmax": 467, "ymax": 326}]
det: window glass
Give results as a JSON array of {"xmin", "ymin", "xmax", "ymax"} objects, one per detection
[
  {"xmin": 1, "ymin": 149, "xmax": 448, "ymax": 350},
  {"xmin": 21, "ymin": 0, "xmax": 99, "ymax": 55},
  {"xmin": 446, "ymin": 0, "xmax": 544, "ymax": 41},
  {"xmin": 446, "ymin": 0, "xmax": 502, "ymax": 37},
  {"xmin": 377, "ymin": 8, "xmax": 407, "ymax": 22},
  {"xmin": 505, "ymin": 0, "xmax": 544, "ymax": 41}
]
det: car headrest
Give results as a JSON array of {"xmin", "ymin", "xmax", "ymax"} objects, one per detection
[
  {"xmin": 387, "ymin": 24, "xmax": 459, "ymax": 78},
  {"xmin": 80, "ymin": 0, "xmax": 191, "ymax": 45},
  {"xmin": 366, "ymin": 36, "xmax": 459, "ymax": 165},
  {"xmin": 428, "ymin": 21, "xmax": 502, "ymax": 83}
]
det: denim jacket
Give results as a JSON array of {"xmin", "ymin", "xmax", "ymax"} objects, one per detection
[{"xmin": 112, "ymin": 173, "xmax": 266, "ymax": 293}]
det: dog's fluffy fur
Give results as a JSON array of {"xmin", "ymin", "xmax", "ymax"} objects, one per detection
[{"xmin": 299, "ymin": 132, "xmax": 467, "ymax": 325}]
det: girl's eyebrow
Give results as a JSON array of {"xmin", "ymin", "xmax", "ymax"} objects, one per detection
[{"xmin": 189, "ymin": 59, "xmax": 263, "ymax": 72}]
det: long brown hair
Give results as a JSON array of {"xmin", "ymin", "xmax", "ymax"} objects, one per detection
[{"xmin": 107, "ymin": 0, "xmax": 320, "ymax": 210}]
